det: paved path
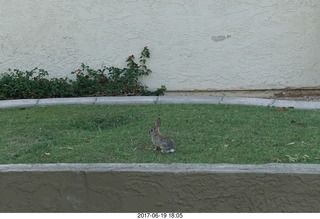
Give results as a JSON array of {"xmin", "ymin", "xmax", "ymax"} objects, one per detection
[{"xmin": 1, "ymin": 96, "xmax": 320, "ymax": 109}]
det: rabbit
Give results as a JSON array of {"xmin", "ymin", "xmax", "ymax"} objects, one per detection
[{"xmin": 149, "ymin": 118, "xmax": 176, "ymax": 154}]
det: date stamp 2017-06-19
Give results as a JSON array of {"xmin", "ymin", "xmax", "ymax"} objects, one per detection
[{"xmin": 137, "ymin": 213, "xmax": 183, "ymax": 219}]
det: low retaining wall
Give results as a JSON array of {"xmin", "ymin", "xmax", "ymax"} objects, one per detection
[{"xmin": 1, "ymin": 163, "xmax": 320, "ymax": 212}]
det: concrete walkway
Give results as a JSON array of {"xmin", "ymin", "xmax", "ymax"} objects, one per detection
[{"xmin": 1, "ymin": 96, "xmax": 320, "ymax": 109}]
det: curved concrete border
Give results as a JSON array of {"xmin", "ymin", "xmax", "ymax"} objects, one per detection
[
  {"xmin": 1, "ymin": 96, "xmax": 320, "ymax": 109},
  {"xmin": 1, "ymin": 163, "xmax": 320, "ymax": 212}
]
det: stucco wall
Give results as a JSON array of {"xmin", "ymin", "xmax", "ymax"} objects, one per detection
[
  {"xmin": 0, "ymin": 0, "xmax": 319, "ymax": 91},
  {"xmin": 1, "ymin": 163, "xmax": 320, "ymax": 212}
]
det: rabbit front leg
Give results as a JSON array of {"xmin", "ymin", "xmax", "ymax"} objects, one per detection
[{"xmin": 154, "ymin": 145, "xmax": 161, "ymax": 150}]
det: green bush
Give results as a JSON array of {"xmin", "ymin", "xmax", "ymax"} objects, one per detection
[
  {"xmin": 0, "ymin": 47, "xmax": 166, "ymax": 99},
  {"xmin": 0, "ymin": 68, "xmax": 74, "ymax": 99}
]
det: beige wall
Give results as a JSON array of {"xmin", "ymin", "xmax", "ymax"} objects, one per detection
[
  {"xmin": 0, "ymin": 0, "xmax": 319, "ymax": 91},
  {"xmin": 1, "ymin": 163, "xmax": 320, "ymax": 212}
]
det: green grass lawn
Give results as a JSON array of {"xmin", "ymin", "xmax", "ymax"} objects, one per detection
[{"xmin": 1, "ymin": 104, "xmax": 320, "ymax": 164}]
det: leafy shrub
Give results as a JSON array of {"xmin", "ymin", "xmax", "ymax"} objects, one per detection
[
  {"xmin": 0, "ymin": 47, "xmax": 166, "ymax": 99},
  {"xmin": 0, "ymin": 68, "xmax": 74, "ymax": 99}
]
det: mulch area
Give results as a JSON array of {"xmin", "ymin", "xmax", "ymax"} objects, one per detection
[{"xmin": 271, "ymin": 90, "xmax": 320, "ymax": 102}]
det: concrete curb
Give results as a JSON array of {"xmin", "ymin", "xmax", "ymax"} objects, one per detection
[
  {"xmin": 157, "ymin": 96, "xmax": 222, "ymax": 104},
  {"xmin": 1, "ymin": 163, "xmax": 320, "ymax": 174},
  {"xmin": 0, "ymin": 96, "xmax": 320, "ymax": 109}
]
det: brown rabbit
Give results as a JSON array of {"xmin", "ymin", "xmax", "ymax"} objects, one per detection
[{"xmin": 149, "ymin": 118, "xmax": 176, "ymax": 154}]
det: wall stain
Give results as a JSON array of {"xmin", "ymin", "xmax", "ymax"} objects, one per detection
[{"xmin": 211, "ymin": 35, "xmax": 231, "ymax": 42}]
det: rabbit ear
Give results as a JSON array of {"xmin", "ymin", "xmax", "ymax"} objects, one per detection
[{"xmin": 155, "ymin": 118, "xmax": 161, "ymax": 127}]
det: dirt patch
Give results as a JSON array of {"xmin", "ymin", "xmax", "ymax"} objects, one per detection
[
  {"xmin": 273, "ymin": 90, "xmax": 320, "ymax": 102},
  {"xmin": 166, "ymin": 89, "xmax": 320, "ymax": 102}
]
